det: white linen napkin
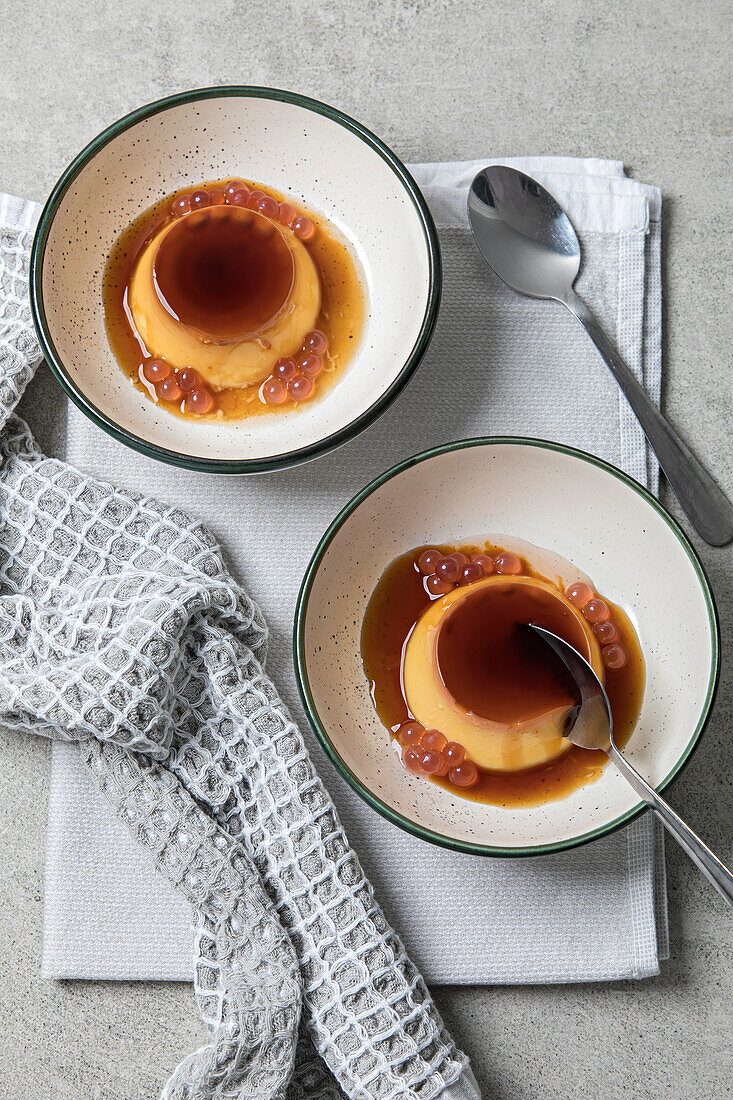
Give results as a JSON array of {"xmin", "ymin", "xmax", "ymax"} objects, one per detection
[{"xmin": 41, "ymin": 157, "xmax": 668, "ymax": 984}]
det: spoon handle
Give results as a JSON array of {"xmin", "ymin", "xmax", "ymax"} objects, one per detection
[
  {"xmin": 563, "ymin": 289, "xmax": 733, "ymax": 547},
  {"xmin": 607, "ymin": 742, "xmax": 733, "ymax": 910}
]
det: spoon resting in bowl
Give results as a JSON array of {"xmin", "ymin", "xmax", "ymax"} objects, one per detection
[
  {"xmin": 468, "ymin": 165, "xmax": 733, "ymax": 547},
  {"xmin": 528, "ymin": 624, "xmax": 733, "ymax": 910}
]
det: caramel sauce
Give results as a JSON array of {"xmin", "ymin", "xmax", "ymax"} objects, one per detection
[
  {"xmin": 437, "ymin": 583, "xmax": 584, "ymax": 725},
  {"xmin": 153, "ymin": 207, "xmax": 295, "ymax": 339},
  {"xmin": 103, "ymin": 180, "xmax": 366, "ymax": 420},
  {"xmin": 361, "ymin": 544, "xmax": 645, "ymax": 808}
]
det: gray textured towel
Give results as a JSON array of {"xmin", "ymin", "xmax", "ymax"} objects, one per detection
[{"xmin": 0, "ymin": 198, "xmax": 478, "ymax": 1100}]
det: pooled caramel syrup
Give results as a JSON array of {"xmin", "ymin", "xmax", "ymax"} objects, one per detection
[
  {"xmin": 437, "ymin": 582, "xmax": 586, "ymax": 725},
  {"xmin": 361, "ymin": 544, "xmax": 645, "ymax": 808},
  {"xmin": 103, "ymin": 180, "xmax": 366, "ymax": 420},
  {"xmin": 154, "ymin": 207, "xmax": 295, "ymax": 339}
]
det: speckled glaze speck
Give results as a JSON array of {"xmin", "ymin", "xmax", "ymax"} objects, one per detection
[
  {"xmin": 30, "ymin": 87, "xmax": 440, "ymax": 472},
  {"xmin": 295, "ymin": 438, "xmax": 719, "ymax": 856}
]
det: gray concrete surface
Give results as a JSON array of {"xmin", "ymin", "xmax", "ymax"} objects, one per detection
[{"xmin": 1, "ymin": 1, "xmax": 732, "ymax": 1097}]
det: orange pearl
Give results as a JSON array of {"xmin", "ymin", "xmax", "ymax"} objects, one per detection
[
  {"xmin": 177, "ymin": 367, "xmax": 201, "ymax": 393},
  {"xmin": 494, "ymin": 552, "xmax": 522, "ymax": 575},
  {"xmin": 261, "ymin": 378, "xmax": 288, "ymax": 405},
  {"xmin": 397, "ymin": 721, "xmax": 424, "ymax": 746},
  {"xmin": 472, "ymin": 553, "xmax": 494, "ymax": 576},
  {"xmin": 417, "ymin": 549, "xmax": 441, "ymax": 574},
  {"xmin": 142, "ymin": 358, "xmax": 171, "ymax": 383},
  {"xmin": 293, "ymin": 215, "xmax": 315, "ymax": 240},
  {"xmin": 156, "ymin": 375, "xmax": 182, "ymax": 402},
  {"xmin": 449, "ymin": 761, "xmax": 478, "ymax": 788},
  {"xmin": 602, "ymin": 644, "xmax": 628, "ymax": 670},
  {"xmin": 185, "ymin": 387, "xmax": 214, "ymax": 415},
  {"xmin": 584, "ymin": 598, "xmax": 610, "ymax": 624},
  {"xmin": 566, "ymin": 582, "xmax": 593, "ymax": 608},
  {"xmin": 278, "ymin": 202, "xmax": 297, "ymax": 227}
]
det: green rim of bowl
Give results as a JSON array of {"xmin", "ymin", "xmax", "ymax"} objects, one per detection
[
  {"xmin": 294, "ymin": 436, "xmax": 720, "ymax": 857},
  {"xmin": 29, "ymin": 85, "xmax": 442, "ymax": 474}
]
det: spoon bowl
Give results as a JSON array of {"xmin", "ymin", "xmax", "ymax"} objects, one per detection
[
  {"xmin": 529, "ymin": 623, "xmax": 733, "ymax": 909},
  {"xmin": 525, "ymin": 624, "xmax": 613, "ymax": 752},
  {"xmin": 468, "ymin": 166, "xmax": 580, "ymax": 300}
]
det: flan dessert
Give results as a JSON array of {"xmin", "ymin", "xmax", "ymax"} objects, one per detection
[
  {"xmin": 361, "ymin": 536, "xmax": 644, "ymax": 807},
  {"xmin": 103, "ymin": 180, "xmax": 365, "ymax": 420}
]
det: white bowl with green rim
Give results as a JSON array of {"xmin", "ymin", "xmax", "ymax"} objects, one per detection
[
  {"xmin": 30, "ymin": 86, "xmax": 440, "ymax": 473},
  {"xmin": 294, "ymin": 437, "xmax": 719, "ymax": 856}
]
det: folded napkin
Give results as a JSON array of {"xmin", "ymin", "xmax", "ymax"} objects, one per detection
[{"xmin": 37, "ymin": 158, "xmax": 669, "ymax": 987}]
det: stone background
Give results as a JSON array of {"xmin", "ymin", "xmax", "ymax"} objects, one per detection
[{"xmin": 1, "ymin": 2, "xmax": 731, "ymax": 1097}]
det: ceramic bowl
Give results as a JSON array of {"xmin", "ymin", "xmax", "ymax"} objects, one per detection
[
  {"xmin": 30, "ymin": 86, "xmax": 440, "ymax": 473},
  {"xmin": 295, "ymin": 437, "xmax": 719, "ymax": 856}
]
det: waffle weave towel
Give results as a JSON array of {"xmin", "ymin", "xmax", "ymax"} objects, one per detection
[{"xmin": 0, "ymin": 194, "xmax": 478, "ymax": 1100}]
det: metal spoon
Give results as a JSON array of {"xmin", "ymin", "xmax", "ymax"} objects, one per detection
[
  {"xmin": 528, "ymin": 624, "xmax": 733, "ymax": 909},
  {"xmin": 468, "ymin": 166, "xmax": 733, "ymax": 547}
]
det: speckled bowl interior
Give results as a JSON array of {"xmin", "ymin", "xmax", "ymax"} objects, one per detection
[
  {"xmin": 295, "ymin": 438, "xmax": 719, "ymax": 855},
  {"xmin": 31, "ymin": 87, "xmax": 438, "ymax": 472}
]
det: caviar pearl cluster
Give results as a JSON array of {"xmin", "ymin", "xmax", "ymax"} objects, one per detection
[
  {"xmin": 416, "ymin": 545, "xmax": 524, "ymax": 595},
  {"xmin": 396, "ymin": 721, "xmax": 479, "ymax": 790},
  {"xmin": 260, "ymin": 328, "xmax": 329, "ymax": 406},
  {"xmin": 170, "ymin": 180, "xmax": 316, "ymax": 241},
  {"xmin": 565, "ymin": 582, "xmax": 628, "ymax": 670},
  {"xmin": 139, "ymin": 359, "xmax": 215, "ymax": 414}
]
